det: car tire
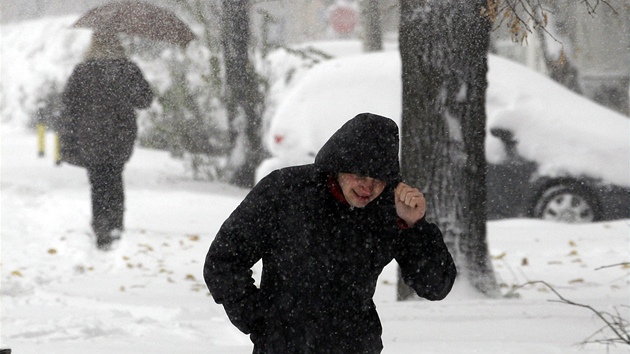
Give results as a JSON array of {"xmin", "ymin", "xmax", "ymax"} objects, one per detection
[{"xmin": 532, "ymin": 184, "xmax": 600, "ymax": 223}]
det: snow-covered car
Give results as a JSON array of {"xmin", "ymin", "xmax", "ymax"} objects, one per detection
[{"xmin": 257, "ymin": 49, "xmax": 630, "ymax": 223}]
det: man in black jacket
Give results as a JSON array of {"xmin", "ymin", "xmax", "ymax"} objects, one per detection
[{"xmin": 204, "ymin": 113, "xmax": 456, "ymax": 353}]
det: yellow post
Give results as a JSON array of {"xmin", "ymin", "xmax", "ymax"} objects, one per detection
[
  {"xmin": 37, "ymin": 123, "xmax": 46, "ymax": 157},
  {"xmin": 54, "ymin": 133, "xmax": 61, "ymax": 165}
]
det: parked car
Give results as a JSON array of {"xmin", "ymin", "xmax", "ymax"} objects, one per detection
[{"xmin": 257, "ymin": 46, "xmax": 630, "ymax": 223}]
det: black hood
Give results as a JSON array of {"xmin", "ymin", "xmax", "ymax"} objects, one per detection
[{"xmin": 314, "ymin": 113, "xmax": 401, "ymax": 184}]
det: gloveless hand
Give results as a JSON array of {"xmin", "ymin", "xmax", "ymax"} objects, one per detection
[{"xmin": 394, "ymin": 182, "xmax": 426, "ymax": 227}]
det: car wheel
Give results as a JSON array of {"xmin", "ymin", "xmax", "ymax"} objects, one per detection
[{"xmin": 532, "ymin": 184, "xmax": 600, "ymax": 223}]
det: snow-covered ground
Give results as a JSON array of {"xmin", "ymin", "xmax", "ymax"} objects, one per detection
[{"xmin": 2, "ymin": 126, "xmax": 629, "ymax": 353}]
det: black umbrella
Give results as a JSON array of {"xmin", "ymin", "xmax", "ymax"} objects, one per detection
[{"xmin": 72, "ymin": 1, "xmax": 196, "ymax": 47}]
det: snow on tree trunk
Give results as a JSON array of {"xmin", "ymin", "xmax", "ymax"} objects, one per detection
[
  {"xmin": 535, "ymin": 0, "xmax": 583, "ymax": 94},
  {"xmin": 221, "ymin": 0, "xmax": 265, "ymax": 187},
  {"xmin": 398, "ymin": 0, "xmax": 500, "ymax": 298}
]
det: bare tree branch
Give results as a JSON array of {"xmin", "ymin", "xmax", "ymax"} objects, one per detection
[
  {"xmin": 595, "ymin": 263, "xmax": 630, "ymax": 271},
  {"xmin": 508, "ymin": 280, "xmax": 630, "ymax": 346},
  {"xmin": 579, "ymin": 0, "xmax": 618, "ymax": 15},
  {"xmin": 484, "ymin": 0, "xmax": 618, "ymax": 43}
]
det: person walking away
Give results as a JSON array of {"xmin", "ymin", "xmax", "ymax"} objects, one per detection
[
  {"xmin": 58, "ymin": 31, "xmax": 154, "ymax": 250},
  {"xmin": 204, "ymin": 113, "xmax": 457, "ymax": 353}
]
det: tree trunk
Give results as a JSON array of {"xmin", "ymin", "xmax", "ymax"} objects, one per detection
[
  {"xmin": 535, "ymin": 0, "xmax": 583, "ymax": 94},
  {"xmin": 361, "ymin": 0, "xmax": 383, "ymax": 52},
  {"xmin": 221, "ymin": 0, "xmax": 265, "ymax": 187},
  {"xmin": 397, "ymin": 0, "xmax": 500, "ymax": 299}
]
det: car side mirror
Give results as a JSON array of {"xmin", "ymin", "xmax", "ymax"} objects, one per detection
[{"xmin": 490, "ymin": 128, "xmax": 518, "ymax": 157}]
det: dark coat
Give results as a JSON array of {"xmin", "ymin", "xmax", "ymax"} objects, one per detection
[
  {"xmin": 204, "ymin": 113, "xmax": 456, "ymax": 353},
  {"xmin": 59, "ymin": 58, "xmax": 153, "ymax": 167}
]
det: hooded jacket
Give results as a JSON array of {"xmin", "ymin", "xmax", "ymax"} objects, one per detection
[
  {"xmin": 204, "ymin": 113, "xmax": 456, "ymax": 353},
  {"xmin": 59, "ymin": 58, "xmax": 153, "ymax": 167}
]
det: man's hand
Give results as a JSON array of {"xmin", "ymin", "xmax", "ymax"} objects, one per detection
[{"xmin": 394, "ymin": 182, "xmax": 426, "ymax": 227}]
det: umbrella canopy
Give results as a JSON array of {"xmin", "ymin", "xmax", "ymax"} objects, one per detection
[{"xmin": 72, "ymin": 1, "xmax": 196, "ymax": 47}]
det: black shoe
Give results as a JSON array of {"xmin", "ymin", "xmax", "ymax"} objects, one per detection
[
  {"xmin": 97, "ymin": 235, "xmax": 113, "ymax": 250},
  {"xmin": 96, "ymin": 229, "xmax": 122, "ymax": 251}
]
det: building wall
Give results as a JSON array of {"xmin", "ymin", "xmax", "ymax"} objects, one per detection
[
  {"xmin": 254, "ymin": 0, "xmax": 332, "ymax": 45},
  {"xmin": 572, "ymin": 0, "xmax": 629, "ymax": 115}
]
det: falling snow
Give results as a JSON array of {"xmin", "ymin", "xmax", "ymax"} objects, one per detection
[{"xmin": 1, "ymin": 15, "xmax": 629, "ymax": 354}]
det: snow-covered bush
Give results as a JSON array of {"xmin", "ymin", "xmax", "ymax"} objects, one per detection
[{"xmin": 1, "ymin": 16, "xmax": 86, "ymax": 128}]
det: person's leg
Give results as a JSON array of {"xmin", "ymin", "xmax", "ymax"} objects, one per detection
[
  {"xmin": 87, "ymin": 165, "xmax": 108, "ymax": 241},
  {"xmin": 87, "ymin": 164, "xmax": 125, "ymax": 249},
  {"xmin": 109, "ymin": 163, "xmax": 125, "ymax": 233}
]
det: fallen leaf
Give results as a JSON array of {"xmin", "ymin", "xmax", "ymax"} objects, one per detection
[
  {"xmin": 47, "ymin": 248, "xmax": 57, "ymax": 255},
  {"xmin": 569, "ymin": 278, "xmax": 584, "ymax": 284},
  {"xmin": 191, "ymin": 284, "xmax": 205, "ymax": 292},
  {"xmin": 493, "ymin": 252, "xmax": 507, "ymax": 260},
  {"xmin": 138, "ymin": 243, "xmax": 154, "ymax": 252}
]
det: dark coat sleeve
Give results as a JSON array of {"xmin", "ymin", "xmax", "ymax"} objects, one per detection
[
  {"xmin": 395, "ymin": 219, "xmax": 457, "ymax": 300},
  {"xmin": 58, "ymin": 66, "xmax": 85, "ymax": 166},
  {"xmin": 125, "ymin": 62, "xmax": 153, "ymax": 109},
  {"xmin": 203, "ymin": 172, "xmax": 277, "ymax": 334}
]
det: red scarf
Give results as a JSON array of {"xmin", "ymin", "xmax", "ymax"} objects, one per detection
[{"xmin": 327, "ymin": 174, "xmax": 349, "ymax": 206}]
